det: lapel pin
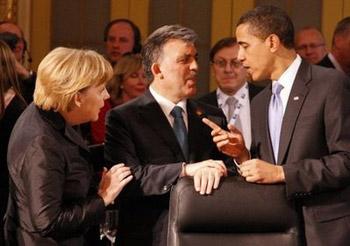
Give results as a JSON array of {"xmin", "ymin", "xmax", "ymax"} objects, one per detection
[{"xmin": 293, "ymin": 96, "xmax": 299, "ymax": 101}]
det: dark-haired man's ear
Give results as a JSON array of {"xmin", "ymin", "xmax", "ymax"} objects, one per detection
[{"xmin": 266, "ymin": 34, "xmax": 280, "ymax": 52}]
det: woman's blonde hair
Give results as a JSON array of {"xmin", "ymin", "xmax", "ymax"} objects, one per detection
[
  {"xmin": 34, "ymin": 47, "xmax": 113, "ymax": 112},
  {"xmin": 108, "ymin": 53, "xmax": 143, "ymax": 104}
]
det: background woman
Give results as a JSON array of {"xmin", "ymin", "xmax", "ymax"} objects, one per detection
[
  {"xmin": 5, "ymin": 47, "xmax": 132, "ymax": 245},
  {"xmin": 0, "ymin": 40, "xmax": 27, "ymax": 245},
  {"xmin": 90, "ymin": 53, "xmax": 147, "ymax": 144}
]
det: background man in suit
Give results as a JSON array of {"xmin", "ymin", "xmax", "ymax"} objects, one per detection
[
  {"xmin": 317, "ymin": 17, "xmax": 350, "ymax": 76},
  {"xmin": 105, "ymin": 25, "xmax": 228, "ymax": 246},
  {"xmin": 103, "ymin": 19, "xmax": 142, "ymax": 65},
  {"xmin": 199, "ymin": 37, "xmax": 262, "ymax": 149},
  {"xmin": 205, "ymin": 5, "xmax": 350, "ymax": 246},
  {"xmin": 294, "ymin": 26, "xmax": 328, "ymax": 64}
]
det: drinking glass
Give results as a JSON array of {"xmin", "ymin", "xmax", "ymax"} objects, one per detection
[{"xmin": 100, "ymin": 209, "xmax": 118, "ymax": 246}]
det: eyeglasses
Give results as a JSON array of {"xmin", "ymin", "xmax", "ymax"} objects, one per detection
[
  {"xmin": 295, "ymin": 43, "xmax": 325, "ymax": 51},
  {"xmin": 212, "ymin": 59, "xmax": 242, "ymax": 69}
]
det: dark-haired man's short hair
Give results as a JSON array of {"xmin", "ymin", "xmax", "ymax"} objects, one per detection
[
  {"xmin": 237, "ymin": 5, "xmax": 294, "ymax": 49},
  {"xmin": 332, "ymin": 16, "xmax": 350, "ymax": 45}
]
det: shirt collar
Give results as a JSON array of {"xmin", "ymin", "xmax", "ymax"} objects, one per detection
[
  {"xmin": 328, "ymin": 53, "xmax": 344, "ymax": 72},
  {"xmin": 149, "ymin": 85, "xmax": 187, "ymax": 116},
  {"xmin": 217, "ymin": 82, "xmax": 248, "ymax": 107},
  {"xmin": 274, "ymin": 55, "xmax": 302, "ymax": 91}
]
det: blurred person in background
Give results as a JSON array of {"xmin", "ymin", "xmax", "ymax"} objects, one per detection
[
  {"xmin": 104, "ymin": 19, "xmax": 142, "ymax": 66},
  {"xmin": 199, "ymin": 37, "xmax": 262, "ymax": 149},
  {"xmin": 295, "ymin": 26, "xmax": 328, "ymax": 64},
  {"xmin": 0, "ymin": 40, "xmax": 27, "ymax": 246},
  {"xmin": 90, "ymin": 53, "xmax": 147, "ymax": 144},
  {"xmin": 318, "ymin": 17, "xmax": 350, "ymax": 76},
  {"xmin": 0, "ymin": 21, "xmax": 26, "ymax": 64},
  {"xmin": 4, "ymin": 47, "xmax": 132, "ymax": 245},
  {"xmin": 0, "ymin": 22, "xmax": 35, "ymax": 103}
]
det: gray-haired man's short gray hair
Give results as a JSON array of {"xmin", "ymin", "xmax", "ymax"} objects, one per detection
[{"xmin": 141, "ymin": 25, "xmax": 198, "ymax": 82}]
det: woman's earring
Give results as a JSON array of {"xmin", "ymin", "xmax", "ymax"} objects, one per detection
[{"xmin": 160, "ymin": 74, "xmax": 164, "ymax": 79}]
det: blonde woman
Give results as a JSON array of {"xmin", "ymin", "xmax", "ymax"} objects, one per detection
[
  {"xmin": 5, "ymin": 47, "xmax": 132, "ymax": 245},
  {"xmin": 91, "ymin": 53, "xmax": 147, "ymax": 144}
]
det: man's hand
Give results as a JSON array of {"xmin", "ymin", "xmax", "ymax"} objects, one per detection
[
  {"xmin": 239, "ymin": 159, "xmax": 285, "ymax": 184},
  {"xmin": 202, "ymin": 117, "xmax": 249, "ymax": 163},
  {"xmin": 193, "ymin": 166, "xmax": 223, "ymax": 195},
  {"xmin": 184, "ymin": 159, "xmax": 227, "ymax": 195},
  {"xmin": 185, "ymin": 159, "xmax": 227, "ymax": 177}
]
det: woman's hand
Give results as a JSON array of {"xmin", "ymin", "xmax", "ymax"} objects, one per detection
[{"xmin": 98, "ymin": 163, "xmax": 133, "ymax": 206}]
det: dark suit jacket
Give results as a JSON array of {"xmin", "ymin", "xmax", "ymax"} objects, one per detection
[
  {"xmin": 251, "ymin": 61, "xmax": 350, "ymax": 246},
  {"xmin": 198, "ymin": 83, "xmax": 263, "ymax": 107},
  {"xmin": 104, "ymin": 89, "xmax": 229, "ymax": 246},
  {"xmin": 316, "ymin": 54, "xmax": 336, "ymax": 69},
  {"xmin": 5, "ymin": 103, "xmax": 105, "ymax": 246}
]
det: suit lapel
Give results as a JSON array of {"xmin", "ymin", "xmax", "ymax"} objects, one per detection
[
  {"xmin": 278, "ymin": 61, "xmax": 311, "ymax": 163},
  {"xmin": 209, "ymin": 91, "xmax": 219, "ymax": 107},
  {"xmin": 260, "ymin": 86, "xmax": 276, "ymax": 163},
  {"xmin": 187, "ymin": 100, "xmax": 205, "ymax": 162},
  {"xmin": 138, "ymin": 90, "xmax": 185, "ymax": 160}
]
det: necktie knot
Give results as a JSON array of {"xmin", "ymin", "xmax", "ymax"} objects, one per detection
[
  {"xmin": 272, "ymin": 82, "xmax": 283, "ymax": 95},
  {"xmin": 171, "ymin": 106, "xmax": 183, "ymax": 119},
  {"xmin": 226, "ymin": 97, "xmax": 237, "ymax": 119},
  {"xmin": 226, "ymin": 96, "xmax": 238, "ymax": 107}
]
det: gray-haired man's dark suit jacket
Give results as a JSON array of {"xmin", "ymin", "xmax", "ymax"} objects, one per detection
[{"xmin": 104, "ymin": 89, "xmax": 229, "ymax": 246}]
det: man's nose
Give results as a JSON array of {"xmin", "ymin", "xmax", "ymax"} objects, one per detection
[
  {"xmin": 190, "ymin": 59, "xmax": 199, "ymax": 71},
  {"xmin": 237, "ymin": 48, "xmax": 244, "ymax": 62}
]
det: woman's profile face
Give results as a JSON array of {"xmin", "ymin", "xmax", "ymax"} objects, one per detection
[
  {"xmin": 76, "ymin": 83, "xmax": 110, "ymax": 123},
  {"xmin": 121, "ymin": 67, "xmax": 147, "ymax": 101}
]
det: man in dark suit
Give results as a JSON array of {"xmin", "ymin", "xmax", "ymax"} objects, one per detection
[
  {"xmin": 317, "ymin": 17, "xmax": 350, "ymax": 76},
  {"xmin": 205, "ymin": 5, "xmax": 350, "ymax": 246},
  {"xmin": 199, "ymin": 37, "xmax": 262, "ymax": 149},
  {"xmin": 105, "ymin": 25, "xmax": 229, "ymax": 246}
]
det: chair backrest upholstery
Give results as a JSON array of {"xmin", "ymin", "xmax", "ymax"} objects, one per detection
[{"xmin": 168, "ymin": 177, "xmax": 302, "ymax": 246}]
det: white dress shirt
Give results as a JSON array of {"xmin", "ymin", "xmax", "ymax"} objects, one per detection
[
  {"xmin": 217, "ymin": 82, "xmax": 252, "ymax": 149},
  {"xmin": 328, "ymin": 53, "xmax": 345, "ymax": 73},
  {"xmin": 149, "ymin": 86, "xmax": 188, "ymax": 129},
  {"xmin": 273, "ymin": 55, "xmax": 302, "ymax": 115}
]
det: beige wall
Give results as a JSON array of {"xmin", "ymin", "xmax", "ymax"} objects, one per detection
[
  {"xmin": 15, "ymin": 0, "xmax": 350, "ymax": 89},
  {"xmin": 30, "ymin": 0, "xmax": 51, "ymax": 70},
  {"xmin": 110, "ymin": 0, "xmax": 149, "ymax": 43},
  {"xmin": 210, "ymin": 0, "xmax": 254, "ymax": 91}
]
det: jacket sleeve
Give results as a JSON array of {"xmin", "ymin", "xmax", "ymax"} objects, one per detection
[
  {"xmin": 104, "ymin": 109, "xmax": 182, "ymax": 197},
  {"xmin": 22, "ymin": 136, "xmax": 105, "ymax": 240},
  {"xmin": 283, "ymin": 73, "xmax": 350, "ymax": 199}
]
